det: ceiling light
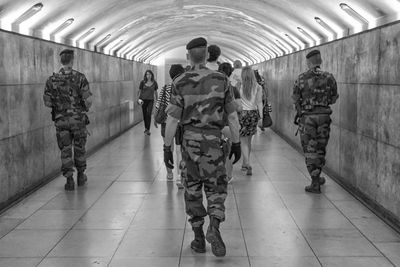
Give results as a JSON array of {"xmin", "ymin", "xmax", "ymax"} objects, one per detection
[
  {"xmin": 12, "ymin": 3, "xmax": 43, "ymax": 31},
  {"xmin": 314, "ymin": 17, "xmax": 336, "ymax": 40},
  {"xmin": 51, "ymin": 18, "xmax": 74, "ymax": 35},
  {"xmin": 75, "ymin": 27, "xmax": 95, "ymax": 48},
  {"xmin": 297, "ymin": 27, "xmax": 316, "ymax": 45},
  {"xmin": 339, "ymin": 3, "xmax": 368, "ymax": 26},
  {"xmin": 95, "ymin": 34, "xmax": 111, "ymax": 47}
]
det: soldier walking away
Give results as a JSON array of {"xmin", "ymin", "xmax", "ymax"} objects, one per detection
[
  {"xmin": 292, "ymin": 50, "xmax": 338, "ymax": 194},
  {"xmin": 43, "ymin": 49, "xmax": 92, "ymax": 191},
  {"xmin": 163, "ymin": 37, "xmax": 241, "ymax": 257}
]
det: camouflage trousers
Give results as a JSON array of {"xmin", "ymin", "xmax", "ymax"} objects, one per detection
[
  {"xmin": 299, "ymin": 114, "xmax": 331, "ymax": 178},
  {"xmin": 181, "ymin": 132, "xmax": 228, "ymax": 228},
  {"xmin": 55, "ymin": 116, "xmax": 88, "ymax": 178}
]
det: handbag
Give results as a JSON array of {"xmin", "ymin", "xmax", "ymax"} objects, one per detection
[
  {"xmin": 154, "ymin": 87, "xmax": 168, "ymax": 124},
  {"xmin": 262, "ymin": 104, "xmax": 273, "ymax": 128}
]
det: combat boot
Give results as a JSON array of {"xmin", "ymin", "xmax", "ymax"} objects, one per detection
[
  {"xmin": 77, "ymin": 172, "xmax": 87, "ymax": 186},
  {"xmin": 191, "ymin": 226, "xmax": 206, "ymax": 253},
  {"xmin": 206, "ymin": 217, "xmax": 226, "ymax": 257},
  {"xmin": 64, "ymin": 177, "xmax": 75, "ymax": 191},
  {"xmin": 319, "ymin": 176, "xmax": 326, "ymax": 186},
  {"xmin": 305, "ymin": 176, "xmax": 321, "ymax": 194}
]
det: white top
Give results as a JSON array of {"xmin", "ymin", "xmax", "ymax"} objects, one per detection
[
  {"xmin": 240, "ymin": 84, "xmax": 263, "ymax": 111},
  {"xmin": 230, "ymin": 68, "xmax": 242, "ymax": 87},
  {"xmin": 206, "ymin": 61, "xmax": 219, "ymax": 71}
]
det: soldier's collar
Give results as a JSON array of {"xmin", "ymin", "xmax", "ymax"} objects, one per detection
[
  {"xmin": 190, "ymin": 64, "xmax": 207, "ymax": 71},
  {"xmin": 60, "ymin": 67, "xmax": 73, "ymax": 74}
]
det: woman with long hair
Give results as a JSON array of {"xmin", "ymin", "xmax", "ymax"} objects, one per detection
[
  {"xmin": 138, "ymin": 70, "xmax": 158, "ymax": 135},
  {"xmin": 239, "ymin": 66, "xmax": 263, "ymax": 175}
]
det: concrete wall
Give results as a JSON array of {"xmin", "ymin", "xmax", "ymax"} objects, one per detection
[
  {"xmin": 0, "ymin": 30, "xmax": 156, "ymax": 209},
  {"xmin": 254, "ymin": 21, "xmax": 400, "ymax": 225}
]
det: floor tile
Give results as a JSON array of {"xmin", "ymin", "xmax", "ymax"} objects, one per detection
[
  {"xmin": 375, "ymin": 242, "xmax": 400, "ymax": 266},
  {"xmin": 74, "ymin": 208, "xmax": 135, "ymax": 229},
  {"xmin": 48, "ymin": 230, "xmax": 124, "ymax": 257},
  {"xmin": 0, "ymin": 258, "xmax": 42, "ymax": 267},
  {"xmin": 0, "ymin": 218, "xmax": 23, "ymax": 238},
  {"xmin": 319, "ymin": 256, "xmax": 394, "ymax": 267},
  {"xmin": 180, "ymin": 257, "xmax": 250, "ymax": 267},
  {"xmin": 17, "ymin": 210, "xmax": 85, "ymax": 230},
  {"xmin": 105, "ymin": 181, "xmax": 152, "ymax": 194},
  {"xmin": 109, "ymin": 257, "xmax": 179, "ymax": 267},
  {"xmin": 37, "ymin": 257, "xmax": 110, "ymax": 267},
  {"xmin": 114, "ymin": 229, "xmax": 183, "ymax": 258},
  {"xmin": 0, "ymin": 230, "xmax": 66, "ymax": 257},
  {"xmin": 303, "ymin": 228, "xmax": 382, "ymax": 257},
  {"xmin": 351, "ymin": 216, "xmax": 400, "ymax": 242},
  {"xmin": 289, "ymin": 208, "xmax": 355, "ymax": 230},
  {"xmin": 131, "ymin": 207, "xmax": 186, "ymax": 229},
  {"xmin": 2, "ymin": 200, "xmax": 47, "ymax": 219},
  {"xmin": 249, "ymin": 256, "xmax": 321, "ymax": 267}
]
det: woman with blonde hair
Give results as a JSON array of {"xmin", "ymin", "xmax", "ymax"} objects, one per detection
[{"xmin": 239, "ymin": 66, "xmax": 263, "ymax": 175}]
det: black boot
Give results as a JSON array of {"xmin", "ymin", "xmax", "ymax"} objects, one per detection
[
  {"xmin": 319, "ymin": 176, "xmax": 326, "ymax": 186},
  {"xmin": 77, "ymin": 172, "xmax": 87, "ymax": 186},
  {"xmin": 206, "ymin": 217, "xmax": 226, "ymax": 257},
  {"xmin": 191, "ymin": 226, "xmax": 206, "ymax": 253},
  {"xmin": 64, "ymin": 177, "xmax": 75, "ymax": 191},
  {"xmin": 305, "ymin": 176, "xmax": 321, "ymax": 194}
]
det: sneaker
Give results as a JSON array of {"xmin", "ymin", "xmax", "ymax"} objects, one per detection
[
  {"xmin": 227, "ymin": 176, "xmax": 234, "ymax": 184},
  {"xmin": 241, "ymin": 165, "xmax": 248, "ymax": 171},
  {"xmin": 144, "ymin": 129, "xmax": 150, "ymax": 135},
  {"xmin": 246, "ymin": 166, "xmax": 252, "ymax": 176},
  {"xmin": 176, "ymin": 178, "xmax": 184, "ymax": 189},
  {"xmin": 166, "ymin": 172, "xmax": 174, "ymax": 181}
]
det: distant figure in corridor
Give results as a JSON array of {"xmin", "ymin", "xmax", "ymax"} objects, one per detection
[
  {"xmin": 43, "ymin": 49, "xmax": 92, "ymax": 191},
  {"xmin": 205, "ymin": 44, "xmax": 221, "ymax": 70},
  {"xmin": 154, "ymin": 64, "xmax": 185, "ymax": 188},
  {"xmin": 230, "ymin": 59, "xmax": 242, "ymax": 88},
  {"xmin": 239, "ymin": 66, "xmax": 264, "ymax": 176},
  {"xmin": 163, "ymin": 37, "xmax": 241, "ymax": 257},
  {"xmin": 292, "ymin": 50, "xmax": 338, "ymax": 194},
  {"xmin": 138, "ymin": 70, "xmax": 158, "ymax": 135}
]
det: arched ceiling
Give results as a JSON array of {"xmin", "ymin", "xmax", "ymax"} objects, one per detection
[{"xmin": 0, "ymin": 0, "xmax": 399, "ymax": 64}]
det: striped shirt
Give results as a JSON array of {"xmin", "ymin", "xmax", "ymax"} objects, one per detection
[{"xmin": 154, "ymin": 83, "xmax": 172, "ymax": 115}]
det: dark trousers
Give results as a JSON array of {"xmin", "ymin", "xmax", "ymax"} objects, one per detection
[{"xmin": 141, "ymin": 99, "xmax": 154, "ymax": 130}]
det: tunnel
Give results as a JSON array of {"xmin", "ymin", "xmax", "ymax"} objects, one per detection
[{"xmin": 0, "ymin": 0, "xmax": 400, "ymax": 266}]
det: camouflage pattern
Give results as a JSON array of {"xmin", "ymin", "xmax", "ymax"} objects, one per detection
[
  {"xmin": 43, "ymin": 68, "xmax": 92, "ymax": 178},
  {"xmin": 299, "ymin": 114, "xmax": 331, "ymax": 178},
  {"xmin": 292, "ymin": 66, "xmax": 338, "ymax": 179},
  {"xmin": 292, "ymin": 67, "xmax": 338, "ymax": 115},
  {"xmin": 181, "ymin": 130, "xmax": 228, "ymax": 227},
  {"xmin": 166, "ymin": 65, "xmax": 236, "ymax": 227}
]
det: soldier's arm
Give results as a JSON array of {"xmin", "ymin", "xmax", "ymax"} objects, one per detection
[
  {"xmin": 43, "ymin": 78, "xmax": 53, "ymax": 108},
  {"xmin": 292, "ymin": 78, "xmax": 302, "ymax": 113},
  {"xmin": 164, "ymin": 116, "xmax": 179, "ymax": 147},
  {"xmin": 328, "ymin": 74, "xmax": 339, "ymax": 104},
  {"xmin": 80, "ymin": 75, "xmax": 92, "ymax": 111}
]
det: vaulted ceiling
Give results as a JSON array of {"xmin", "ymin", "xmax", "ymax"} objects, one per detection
[{"xmin": 0, "ymin": 0, "xmax": 399, "ymax": 64}]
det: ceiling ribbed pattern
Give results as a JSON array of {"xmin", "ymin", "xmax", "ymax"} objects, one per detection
[{"xmin": 0, "ymin": 0, "xmax": 398, "ymax": 64}]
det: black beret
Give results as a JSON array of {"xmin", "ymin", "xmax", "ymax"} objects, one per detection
[
  {"xmin": 169, "ymin": 64, "xmax": 185, "ymax": 79},
  {"xmin": 59, "ymin": 49, "xmax": 74, "ymax": 56},
  {"xmin": 306, "ymin": 50, "xmax": 320, "ymax": 59},
  {"xmin": 186, "ymin": 37, "xmax": 207, "ymax": 50}
]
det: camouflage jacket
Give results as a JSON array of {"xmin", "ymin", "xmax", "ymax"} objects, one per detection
[
  {"xmin": 292, "ymin": 66, "xmax": 338, "ymax": 115},
  {"xmin": 166, "ymin": 65, "xmax": 236, "ymax": 137},
  {"xmin": 43, "ymin": 68, "xmax": 92, "ymax": 120}
]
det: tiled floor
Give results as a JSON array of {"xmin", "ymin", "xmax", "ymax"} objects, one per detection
[{"xmin": 0, "ymin": 125, "xmax": 399, "ymax": 267}]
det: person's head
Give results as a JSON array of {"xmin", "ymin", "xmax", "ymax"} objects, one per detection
[
  {"xmin": 143, "ymin": 70, "xmax": 155, "ymax": 82},
  {"xmin": 306, "ymin": 50, "xmax": 322, "ymax": 69},
  {"xmin": 241, "ymin": 66, "xmax": 256, "ymax": 100},
  {"xmin": 233, "ymin": 60, "xmax": 242, "ymax": 69},
  {"xmin": 186, "ymin": 37, "xmax": 207, "ymax": 65},
  {"xmin": 59, "ymin": 49, "xmax": 74, "ymax": 67},
  {"xmin": 169, "ymin": 64, "xmax": 185, "ymax": 80},
  {"xmin": 218, "ymin": 62, "xmax": 233, "ymax": 77},
  {"xmin": 207, "ymin": 45, "xmax": 221, "ymax": 63}
]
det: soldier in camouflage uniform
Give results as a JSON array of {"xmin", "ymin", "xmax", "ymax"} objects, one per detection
[
  {"xmin": 43, "ymin": 49, "xmax": 92, "ymax": 191},
  {"xmin": 292, "ymin": 50, "xmax": 338, "ymax": 194},
  {"xmin": 163, "ymin": 37, "xmax": 241, "ymax": 257}
]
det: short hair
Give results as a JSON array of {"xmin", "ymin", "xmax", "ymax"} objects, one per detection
[
  {"xmin": 207, "ymin": 45, "xmax": 221, "ymax": 62},
  {"xmin": 188, "ymin": 47, "xmax": 207, "ymax": 64},
  {"xmin": 218, "ymin": 62, "xmax": 233, "ymax": 77},
  {"xmin": 307, "ymin": 53, "xmax": 322, "ymax": 66},
  {"xmin": 60, "ymin": 53, "xmax": 74, "ymax": 65},
  {"xmin": 143, "ymin": 70, "xmax": 155, "ymax": 82},
  {"xmin": 169, "ymin": 64, "xmax": 185, "ymax": 80},
  {"xmin": 233, "ymin": 60, "xmax": 242, "ymax": 68}
]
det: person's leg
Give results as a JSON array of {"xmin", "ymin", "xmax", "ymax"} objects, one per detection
[
  {"xmin": 141, "ymin": 100, "xmax": 149, "ymax": 132},
  {"xmin": 182, "ymin": 139, "xmax": 207, "ymax": 252},
  {"xmin": 240, "ymin": 136, "xmax": 249, "ymax": 169},
  {"xmin": 315, "ymin": 115, "xmax": 332, "ymax": 186},
  {"xmin": 161, "ymin": 123, "xmax": 173, "ymax": 180},
  {"xmin": 55, "ymin": 120, "xmax": 74, "ymax": 190},
  {"xmin": 201, "ymin": 138, "xmax": 227, "ymax": 257},
  {"xmin": 145, "ymin": 100, "xmax": 154, "ymax": 133},
  {"xmin": 72, "ymin": 124, "xmax": 88, "ymax": 186},
  {"xmin": 246, "ymin": 135, "xmax": 253, "ymax": 175},
  {"xmin": 175, "ymin": 144, "xmax": 184, "ymax": 188}
]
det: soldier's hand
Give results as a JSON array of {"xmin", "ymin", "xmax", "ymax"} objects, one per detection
[
  {"xmin": 163, "ymin": 145, "xmax": 174, "ymax": 169},
  {"xmin": 229, "ymin": 142, "xmax": 241, "ymax": 164}
]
